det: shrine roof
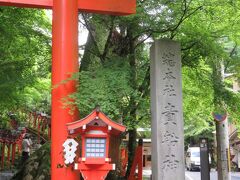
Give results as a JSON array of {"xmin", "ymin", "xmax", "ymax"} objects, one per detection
[{"xmin": 66, "ymin": 108, "xmax": 126, "ymax": 133}]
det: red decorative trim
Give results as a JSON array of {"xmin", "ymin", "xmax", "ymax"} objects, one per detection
[
  {"xmin": 84, "ymin": 158, "xmax": 105, "ymax": 164},
  {"xmin": 66, "ymin": 109, "xmax": 126, "ymax": 133},
  {"xmin": 77, "ymin": 163, "xmax": 113, "ymax": 171},
  {"xmin": 0, "ymin": 0, "xmax": 52, "ymax": 8}
]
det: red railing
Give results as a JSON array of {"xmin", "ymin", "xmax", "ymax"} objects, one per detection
[
  {"xmin": 27, "ymin": 111, "xmax": 51, "ymax": 142},
  {"xmin": 0, "ymin": 111, "xmax": 50, "ymax": 170},
  {"xmin": 0, "ymin": 128, "xmax": 26, "ymax": 169}
]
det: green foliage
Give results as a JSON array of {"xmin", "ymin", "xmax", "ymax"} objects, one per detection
[
  {"xmin": 182, "ymin": 61, "xmax": 214, "ymax": 137},
  {"xmin": 19, "ymin": 78, "xmax": 51, "ymax": 113},
  {"xmin": 0, "ymin": 7, "xmax": 51, "ymax": 117},
  {"xmin": 78, "ymin": 0, "xmax": 240, "ymax": 138},
  {"xmin": 76, "ymin": 57, "xmax": 133, "ymax": 120}
]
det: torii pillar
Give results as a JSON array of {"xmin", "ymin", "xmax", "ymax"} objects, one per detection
[
  {"xmin": 0, "ymin": 0, "xmax": 135, "ymax": 180},
  {"xmin": 51, "ymin": 0, "xmax": 79, "ymax": 179}
]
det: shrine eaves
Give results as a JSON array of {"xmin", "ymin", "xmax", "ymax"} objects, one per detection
[{"xmin": 0, "ymin": 0, "xmax": 136, "ymax": 15}]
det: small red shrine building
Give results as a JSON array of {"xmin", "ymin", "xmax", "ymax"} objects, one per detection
[{"xmin": 66, "ymin": 107, "xmax": 126, "ymax": 179}]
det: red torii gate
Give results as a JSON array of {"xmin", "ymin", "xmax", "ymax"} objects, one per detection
[{"xmin": 0, "ymin": 0, "xmax": 135, "ymax": 180}]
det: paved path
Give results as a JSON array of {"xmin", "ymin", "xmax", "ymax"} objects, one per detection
[
  {"xmin": 0, "ymin": 171, "xmax": 15, "ymax": 180},
  {"xmin": 185, "ymin": 171, "xmax": 240, "ymax": 180},
  {"xmin": 143, "ymin": 169, "xmax": 240, "ymax": 180}
]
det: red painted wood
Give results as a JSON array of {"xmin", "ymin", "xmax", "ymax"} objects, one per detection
[
  {"xmin": 0, "ymin": 0, "xmax": 52, "ymax": 8},
  {"xmin": 33, "ymin": 114, "xmax": 37, "ymax": 128},
  {"xmin": 99, "ymin": 112, "xmax": 126, "ymax": 132},
  {"xmin": 128, "ymin": 145, "xmax": 143, "ymax": 180},
  {"xmin": 81, "ymin": 135, "xmax": 86, "ymax": 157},
  {"xmin": 51, "ymin": 0, "xmax": 79, "ymax": 179},
  {"xmin": 66, "ymin": 109, "xmax": 126, "ymax": 133},
  {"xmin": 77, "ymin": 164, "xmax": 114, "ymax": 179},
  {"xmin": 78, "ymin": 0, "xmax": 136, "ymax": 15},
  {"xmin": 0, "ymin": 0, "xmax": 135, "ymax": 15},
  {"xmin": 7, "ymin": 145, "xmax": 11, "ymax": 166},
  {"xmin": 120, "ymin": 147, "xmax": 128, "ymax": 176},
  {"xmin": 0, "ymin": 0, "xmax": 135, "ymax": 179},
  {"xmin": 37, "ymin": 116, "xmax": 41, "ymax": 144},
  {"xmin": 1, "ymin": 143, "xmax": 5, "ymax": 169},
  {"xmin": 106, "ymin": 134, "xmax": 110, "ymax": 158},
  {"xmin": 84, "ymin": 134, "xmax": 108, "ymax": 138},
  {"xmin": 11, "ymin": 143, "xmax": 16, "ymax": 166},
  {"xmin": 76, "ymin": 119, "xmax": 122, "ymax": 179},
  {"xmin": 83, "ymin": 158, "xmax": 106, "ymax": 164},
  {"xmin": 67, "ymin": 111, "xmax": 97, "ymax": 130},
  {"xmin": 78, "ymin": 163, "xmax": 114, "ymax": 170}
]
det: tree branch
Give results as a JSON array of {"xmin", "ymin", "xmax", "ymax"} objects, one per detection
[
  {"xmin": 135, "ymin": 33, "xmax": 153, "ymax": 48},
  {"xmin": 224, "ymin": 43, "xmax": 238, "ymax": 72},
  {"xmin": 181, "ymin": 41, "xmax": 198, "ymax": 51},
  {"xmin": 144, "ymin": 2, "xmax": 203, "ymax": 36}
]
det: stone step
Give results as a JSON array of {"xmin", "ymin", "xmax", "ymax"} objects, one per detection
[{"xmin": 0, "ymin": 171, "xmax": 15, "ymax": 180}]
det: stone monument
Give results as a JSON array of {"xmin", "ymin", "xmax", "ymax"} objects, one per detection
[{"xmin": 150, "ymin": 39, "xmax": 184, "ymax": 180}]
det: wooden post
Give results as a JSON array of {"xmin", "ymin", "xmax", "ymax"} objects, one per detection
[
  {"xmin": 11, "ymin": 143, "xmax": 16, "ymax": 166},
  {"xmin": 51, "ymin": 0, "xmax": 79, "ymax": 179},
  {"xmin": 7, "ymin": 144, "xmax": 11, "ymax": 167},
  {"xmin": 37, "ymin": 116, "xmax": 41, "ymax": 144},
  {"xmin": 216, "ymin": 117, "xmax": 230, "ymax": 180},
  {"xmin": 1, "ymin": 143, "xmax": 5, "ymax": 169},
  {"xmin": 128, "ymin": 139, "xmax": 143, "ymax": 180},
  {"xmin": 33, "ymin": 114, "xmax": 37, "ymax": 128}
]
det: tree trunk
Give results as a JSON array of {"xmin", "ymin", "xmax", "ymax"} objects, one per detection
[
  {"xmin": 80, "ymin": 32, "xmax": 94, "ymax": 71},
  {"xmin": 125, "ymin": 28, "xmax": 138, "ymax": 178},
  {"xmin": 125, "ymin": 129, "xmax": 137, "ymax": 178}
]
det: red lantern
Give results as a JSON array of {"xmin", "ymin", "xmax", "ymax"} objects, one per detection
[{"xmin": 65, "ymin": 108, "xmax": 126, "ymax": 180}]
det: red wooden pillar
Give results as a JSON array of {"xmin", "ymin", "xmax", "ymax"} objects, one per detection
[
  {"xmin": 28, "ymin": 112, "xmax": 32, "ymax": 126},
  {"xmin": 37, "ymin": 116, "xmax": 41, "ymax": 144},
  {"xmin": 36, "ymin": 114, "xmax": 40, "ymax": 129},
  {"xmin": 1, "ymin": 142, "xmax": 5, "ymax": 169},
  {"xmin": 51, "ymin": 0, "xmax": 79, "ymax": 179},
  {"xmin": 7, "ymin": 144, "xmax": 11, "ymax": 167},
  {"xmin": 11, "ymin": 143, "xmax": 16, "ymax": 166},
  {"xmin": 33, "ymin": 114, "xmax": 37, "ymax": 128},
  {"xmin": 34, "ymin": 112, "xmax": 37, "ymax": 128},
  {"xmin": 128, "ymin": 140, "xmax": 143, "ymax": 180}
]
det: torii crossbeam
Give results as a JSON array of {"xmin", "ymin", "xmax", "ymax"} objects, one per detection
[
  {"xmin": 0, "ymin": 0, "xmax": 135, "ymax": 180},
  {"xmin": 0, "ymin": 0, "xmax": 135, "ymax": 14}
]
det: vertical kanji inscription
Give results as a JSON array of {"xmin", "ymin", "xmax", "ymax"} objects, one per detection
[{"xmin": 150, "ymin": 39, "xmax": 184, "ymax": 180}]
